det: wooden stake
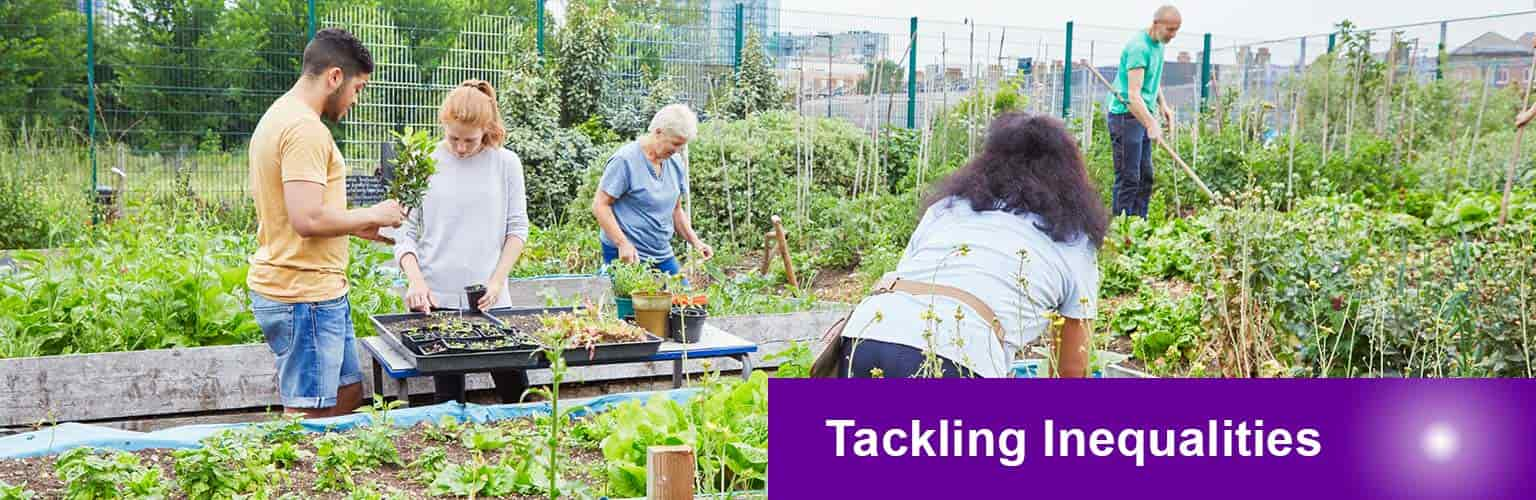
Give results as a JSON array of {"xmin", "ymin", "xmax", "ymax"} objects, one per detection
[
  {"xmin": 1501, "ymin": 49, "xmax": 1536, "ymax": 226},
  {"xmin": 772, "ymin": 215, "xmax": 797, "ymax": 289},
  {"xmin": 646, "ymin": 445, "xmax": 695, "ymax": 500}
]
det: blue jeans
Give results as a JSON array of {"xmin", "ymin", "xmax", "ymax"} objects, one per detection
[
  {"xmin": 1108, "ymin": 112, "xmax": 1155, "ymax": 218},
  {"xmin": 250, "ymin": 291, "xmax": 363, "ymax": 409},
  {"xmin": 601, "ymin": 243, "xmax": 682, "ymax": 275}
]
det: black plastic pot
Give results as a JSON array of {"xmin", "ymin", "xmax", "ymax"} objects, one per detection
[
  {"xmin": 465, "ymin": 284, "xmax": 487, "ymax": 312},
  {"xmin": 666, "ymin": 307, "xmax": 707, "ymax": 344}
]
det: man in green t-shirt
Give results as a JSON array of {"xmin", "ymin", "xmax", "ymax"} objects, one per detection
[{"xmin": 1106, "ymin": 5, "xmax": 1181, "ymax": 218}]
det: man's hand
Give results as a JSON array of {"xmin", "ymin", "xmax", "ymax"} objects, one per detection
[
  {"xmin": 1146, "ymin": 122, "xmax": 1165, "ymax": 144},
  {"xmin": 405, "ymin": 279, "xmax": 436, "ymax": 312},
  {"xmin": 478, "ymin": 278, "xmax": 503, "ymax": 311},
  {"xmin": 691, "ymin": 240, "xmax": 715, "ymax": 260},
  {"xmin": 351, "ymin": 226, "xmax": 395, "ymax": 245},
  {"xmin": 1518, "ymin": 106, "xmax": 1536, "ymax": 129},
  {"xmin": 1160, "ymin": 107, "xmax": 1176, "ymax": 135},
  {"xmin": 617, "ymin": 242, "xmax": 640, "ymax": 264},
  {"xmin": 369, "ymin": 200, "xmax": 406, "ymax": 228}
]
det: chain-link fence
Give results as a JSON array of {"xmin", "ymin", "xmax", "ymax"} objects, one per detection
[{"xmin": 7, "ymin": 1, "xmax": 1535, "ymax": 205}]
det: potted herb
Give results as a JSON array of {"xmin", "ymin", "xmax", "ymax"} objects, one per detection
[
  {"xmin": 628, "ymin": 267, "xmax": 672, "ymax": 338},
  {"xmin": 606, "ymin": 260, "xmax": 650, "ymax": 319}
]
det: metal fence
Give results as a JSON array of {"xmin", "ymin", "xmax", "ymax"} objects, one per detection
[{"xmin": 5, "ymin": 1, "xmax": 1535, "ymax": 203}]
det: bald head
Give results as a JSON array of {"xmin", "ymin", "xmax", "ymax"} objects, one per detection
[
  {"xmin": 1154, "ymin": 5, "xmax": 1182, "ymax": 23},
  {"xmin": 1150, "ymin": 5, "xmax": 1182, "ymax": 43}
]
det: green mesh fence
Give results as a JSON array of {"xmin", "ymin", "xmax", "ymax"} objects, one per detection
[{"xmin": 7, "ymin": 1, "xmax": 1535, "ymax": 206}]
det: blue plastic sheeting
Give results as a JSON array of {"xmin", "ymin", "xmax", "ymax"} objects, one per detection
[
  {"xmin": 0, "ymin": 388, "xmax": 696, "ymax": 460},
  {"xmin": 1012, "ymin": 359, "xmax": 1104, "ymax": 378}
]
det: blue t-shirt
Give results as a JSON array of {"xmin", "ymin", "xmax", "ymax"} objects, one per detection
[{"xmin": 597, "ymin": 141, "xmax": 690, "ymax": 261}]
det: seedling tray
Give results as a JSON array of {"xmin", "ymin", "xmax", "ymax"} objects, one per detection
[
  {"xmin": 372, "ymin": 311, "xmax": 544, "ymax": 372},
  {"xmin": 372, "ymin": 307, "xmax": 663, "ymax": 372}
]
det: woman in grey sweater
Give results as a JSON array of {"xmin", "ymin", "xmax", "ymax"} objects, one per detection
[{"xmin": 394, "ymin": 79, "xmax": 530, "ymax": 404}]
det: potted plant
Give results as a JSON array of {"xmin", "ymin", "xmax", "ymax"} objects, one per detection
[
  {"xmin": 667, "ymin": 277, "xmax": 708, "ymax": 343},
  {"xmin": 628, "ymin": 267, "xmax": 672, "ymax": 338},
  {"xmin": 607, "ymin": 260, "xmax": 650, "ymax": 318}
]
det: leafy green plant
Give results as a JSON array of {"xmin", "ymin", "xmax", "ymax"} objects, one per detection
[
  {"xmin": 764, "ymin": 340, "xmax": 813, "ymax": 378},
  {"xmin": 588, "ymin": 371, "xmax": 768, "ymax": 497},
  {"xmin": 0, "ymin": 480, "xmax": 35, "ymax": 500},
  {"xmin": 461, "ymin": 426, "xmax": 515, "ymax": 453},
  {"xmin": 313, "ymin": 398, "xmax": 405, "ymax": 492},
  {"xmin": 387, "ymin": 127, "xmax": 440, "ymax": 212},
  {"xmin": 407, "ymin": 447, "xmax": 448, "ymax": 485},
  {"xmin": 605, "ymin": 259, "xmax": 652, "ymax": 297},
  {"xmin": 55, "ymin": 447, "xmax": 168, "ymax": 500},
  {"xmin": 429, "ymin": 459, "xmax": 517, "ymax": 498}
]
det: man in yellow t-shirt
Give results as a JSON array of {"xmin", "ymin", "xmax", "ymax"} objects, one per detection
[{"xmin": 248, "ymin": 28, "xmax": 404, "ymax": 418}]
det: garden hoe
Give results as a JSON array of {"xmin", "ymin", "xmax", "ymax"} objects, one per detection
[{"xmin": 1085, "ymin": 65, "xmax": 1218, "ymax": 201}]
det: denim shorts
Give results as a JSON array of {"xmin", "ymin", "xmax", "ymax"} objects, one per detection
[{"xmin": 250, "ymin": 291, "xmax": 363, "ymax": 408}]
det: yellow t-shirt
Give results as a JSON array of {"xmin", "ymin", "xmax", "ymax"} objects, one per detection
[{"xmin": 246, "ymin": 94, "xmax": 350, "ymax": 303}]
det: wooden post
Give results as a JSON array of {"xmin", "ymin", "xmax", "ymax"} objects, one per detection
[
  {"xmin": 772, "ymin": 215, "xmax": 797, "ymax": 289},
  {"xmin": 761, "ymin": 231, "xmax": 775, "ymax": 274},
  {"xmin": 647, "ymin": 445, "xmax": 695, "ymax": 500}
]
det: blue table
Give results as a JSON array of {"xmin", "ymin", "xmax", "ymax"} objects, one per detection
[{"xmin": 362, "ymin": 325, "xmax": 758, "ymax": 406}]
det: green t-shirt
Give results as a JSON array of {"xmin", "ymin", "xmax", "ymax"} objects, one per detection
[{"xmin": 1107, "ymin": 31, "xmax": 1165, "ymax": 115}]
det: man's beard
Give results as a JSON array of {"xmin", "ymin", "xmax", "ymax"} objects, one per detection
[{"xmin": 320, "ymin": 87, "xmax": 347, "ymax": 122}]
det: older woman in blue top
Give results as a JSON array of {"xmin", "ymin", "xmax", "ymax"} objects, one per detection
[{"xmin": 591, "ymin": 104, "xmax": 713, "ymax": 272}]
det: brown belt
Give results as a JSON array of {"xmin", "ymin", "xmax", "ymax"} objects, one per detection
[{"xmin": 870, "ymin": 276, "xmax": 1007, "ymax": 349}]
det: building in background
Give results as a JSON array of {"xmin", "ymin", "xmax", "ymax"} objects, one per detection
[
  {"xmin": 709, "ymin": 0, "xmax": 781, "ymax": 62},
  {"xmin": 1448, "ymin": 31, "xmax": 1534, "ymax": 88}
]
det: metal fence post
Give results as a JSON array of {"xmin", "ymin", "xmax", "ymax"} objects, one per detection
[
  {"xmin": 1200, "ymin": 33, "xmax": 1212, "ymax": 112},
  {"xmin": 1327, "ymin": 33, "xmax": 1336, "ymax": 54},
  {"xmin": 536, "ymin": 0, "xmax": 546, "ymax": 57},
  {"xmin": 907, "ymin": 16, "xmax": 917, "ymax": 129},
  {"xmin": 1437, "ymin": 21, "xmax": 1447, "ymax": 81},
  {"xmin": 307, "ymin": 0, "xmax": 317, "ymax": 40},
  {"xmin": 734, "ymin": 3, "xmax": 744, "ymax": 71},
  {"xmin": 86, "ymin": 0, "xmax": 98, "ymax": 221},
  {"xmin": 1062, "ymin": 21, "xmax": 1073, "ymax": 120}
]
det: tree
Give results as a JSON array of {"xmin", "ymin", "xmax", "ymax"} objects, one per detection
[
  {"xmin": 195, "ymin": 0, "xmax": 311, "ymax": 150},
  {"xmin": 0, "ymin": 0, "xmax": 87, "ymax": 128},
  {"xmin": 856, "ymin": 59, "xmax": 905, "ymax": 95},
  {"xmin": 713, "ymin": 31, "xmax": 785, "ymax": 120},
  {"xmin": 502, "ymin": 39, "xmax": 600, "ymax": 225},
  {"xmin": 107, "ymin": 0, "xmax": 228, "ymax": 150},
  {"xmin": 554, "ymin": 1, "xmax": 617, "ymax": 127}
]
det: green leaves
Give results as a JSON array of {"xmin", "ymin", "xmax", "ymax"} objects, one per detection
[
  {"xmin": 428, "ymin": 460, "xmax": 517, "ymax": 498},
  {"xmin": 55, "ymin": 448, "xmax": 168, "ymax": 500},
  {"xmin": 588, "ymin": 371, "xmax": 769, "ymax": 497},
  {"xmin": 388, "ymin": 127, "xmax": 440, "ymax": 212}
]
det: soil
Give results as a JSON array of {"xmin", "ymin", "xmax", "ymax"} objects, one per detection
[
  {"xmin": 0, "ymin": 419, "xmax": 611, "ymax": 499},
  {"xmin": 496, "ymin": 314, "xmax": 545, "ymax": 335}
]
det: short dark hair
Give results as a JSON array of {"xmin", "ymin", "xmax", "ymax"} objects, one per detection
[
  {"xmin": 302, "ymin": 28, "xmax": 374, "ymax": 78},
  {"xmin": 922, "ymin": 112, "xmax": 1109, "ymax": 247}
]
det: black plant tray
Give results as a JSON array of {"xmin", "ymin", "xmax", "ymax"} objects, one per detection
[{"xmin": 372, "ymin": 311, "xmax": 544, "ymax": 372}]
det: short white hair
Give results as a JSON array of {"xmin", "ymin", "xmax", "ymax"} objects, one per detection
[{"xmin": 648, "ymin": 104, "xmax": 699, "ymax": 141}]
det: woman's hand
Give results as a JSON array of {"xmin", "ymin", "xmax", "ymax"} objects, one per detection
[
  {"xmin": 479, "ymin": 278, "xmax": 504, "ymax": 312},
  {"xmin": 691, "ymin": 240, "xmax": 714, "ymax": 260},
  {"xmin": 617, "ymin": 242, "xmax": 641, "ymax": 264},
  {"xmin": 405, "ymin": 279, "xmax": 437, "ymax": 312}
]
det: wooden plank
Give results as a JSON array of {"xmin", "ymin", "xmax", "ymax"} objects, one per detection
[{"xmin": 0, "ymin": 310, "xmax": 848, "ymax": 426}]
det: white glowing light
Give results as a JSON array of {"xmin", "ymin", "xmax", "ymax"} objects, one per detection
[{"xmin": 1422, "ymin": 423, "xmax": 1458, "ymax": 462}]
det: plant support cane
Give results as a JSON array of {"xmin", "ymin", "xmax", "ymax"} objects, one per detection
[
  {"xmin": 1084, "ymin": 65, "xmax": 1218, "ymax": 201},
  {"xmin": 1501, "ymin": 48, "xmax": 1536, "ymax": 226}
]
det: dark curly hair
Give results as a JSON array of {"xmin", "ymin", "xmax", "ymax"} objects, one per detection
[
  {"xmin": 922, "ymin": 112, "xmax": 1108, "ymax": 247},
  {"xmin": 302, "ymin": 28, "xmax": 374, "ymax": 78}
]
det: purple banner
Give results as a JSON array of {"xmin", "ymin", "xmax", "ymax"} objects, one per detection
[{"xmin": 768, "ymin": 379, "xmax": 1536, "ymax": 499}]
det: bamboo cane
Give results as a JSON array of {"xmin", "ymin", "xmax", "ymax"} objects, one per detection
[
  {"xmin": 1500, "ymin": 48, "xmax": 1536, "ymax": 226},
  {"xmin": 1085, "ymin": 64, "xmax": 1218, "ymax": 200}
]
